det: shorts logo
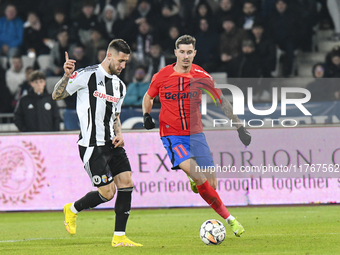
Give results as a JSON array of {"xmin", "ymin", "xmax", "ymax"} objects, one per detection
[
  {"xmin": 92, "ymin": 175, "xmax": 101, "ymax": 185},
  {"xmin": 102, "ymin": 175, "xmax": 107, "ymax": 183},
  {"xmin": 107, "ymin": 173, "xmax": 112, "ymax": 182}
]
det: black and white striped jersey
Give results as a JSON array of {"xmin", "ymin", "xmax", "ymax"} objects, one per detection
[{"xmin": 66, "ymin": 64, "xmax": 126, "ymax": 147}]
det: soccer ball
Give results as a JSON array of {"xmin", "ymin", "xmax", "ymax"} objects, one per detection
[{"xmin": 200, "ymin": 219, "xmax": 226, "ymax": 245}]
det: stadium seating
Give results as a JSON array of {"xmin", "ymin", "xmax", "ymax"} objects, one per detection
[
  {"xmin": 46, "ymin": 76, "xmax": 62, "ymax": 94},
  {"xmin": 0, "ymin": 56, "xmax": 7, "ymax": 69},
  {"xmin": 37, "ymin": 54, "xmax": 51, "ymax": 72},
  {"xmin": 21, "ymin": 55, "xmax": 35, "ymax": 69}
]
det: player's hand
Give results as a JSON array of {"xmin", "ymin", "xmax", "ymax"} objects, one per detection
[
  {"xmin": 64, "ymin": 51, "xmax": 76, "ymax": 77},
  {"xmin": 143, "ymin": 113, "xmax": 155, "ymax": 129},
  {"xmin": 112, "ymin": 134, "xmax": 125, "ymax": 148},
  {"xmin": 237, "ymin": 126, "xmax": 251, "ymax": 146}
]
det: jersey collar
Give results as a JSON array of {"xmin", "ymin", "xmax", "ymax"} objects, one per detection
[{"xmin": 99, "ymin": 64, "xmax": 116, "ymax": 78}]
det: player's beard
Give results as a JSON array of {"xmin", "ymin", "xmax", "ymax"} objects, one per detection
[
  {"xmin": 108, "ymin": 62, "xmax": 121, "ymax": 76},
  {"xmin": 182, "ymin": 58, "xmax": 191, "ymax": 68}
]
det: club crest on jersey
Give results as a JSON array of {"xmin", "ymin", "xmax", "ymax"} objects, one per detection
[{"xmin": 93, "ymin": 90, "xmax": 119, "ymax": 103}]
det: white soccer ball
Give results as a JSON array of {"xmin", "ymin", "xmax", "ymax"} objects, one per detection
[{"xmin": 199, "ymin": 219, "xmax": 226, "ymax": 245}]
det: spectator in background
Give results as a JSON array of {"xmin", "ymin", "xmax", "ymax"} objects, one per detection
[
  {"xmin": 130, "ymin": 0, "xmax": 157, "ymax": 28},
  {"xmin": 0, "ymin": 64, "xmax": 12, "ymax": 113},
  {"xmin": 251, "ymin": 22, "xmax": 276, "ymax": 77},
  {"xmin": 178, "ymin": 0, "xmax": 199, "ymax": 31},
  {"xmin": 70, "ymin": 44, "xmax": 90, "ymax": 70},
  {"xmin": 325, "ymin": 46, "xmax": 340, "ymax": 77},
  {"xmin": 14, "ymin": 70, "xmax": 60, "ymax": 132},
  {"xmin": 327, "ymin": 0, "xmax": 340, "ymax": 41},
  {"xmin": 145, "ymin": 43, "xmax": 166, "ymax": 80},
  {"xmin": 47, "ymin": 8, "xmax": 76, "ymax": 42},
  {"xmin": 97, "ymin": 47, "xmax": 106, "ymax": 63},
  {"xmin": 37, "ymin": 0, "xmax": 70, "ymax": 25},
  {"xmin": 293, "ymin": 0, "xmax": 318, "ymax": 52},
  {"xmin": 219, "ymin": 16, "xmax": 248, "ymax": 72},
  {"xmin": 133, "ymin": 21, "xmax": 157, "ymax": 64},
  {"xmin": 13, "ymin": 66, "xmax": 34, "ymax": 107},
  {"xmin": 0, "ymin": 4, "xmax": 24, "ymax": 57},
  {"xmin": 73, "ymin": 0, "xmax": 99, "ymax": 45},
  {"xmin": 62, "ymin": 44, "xmax": 89, "ymax": 130},
  {"xmin": 124, "ymin": 66, "xmax": 150, "ymax": 106},
  {"xmin": 85, "ymin": 27, "xmax": 108, "ymax": 65},
  {"xmin": 194, "ymin": 18, "xmax": 219, "ymax": 72},
  {"xmin": 192, "ymin": 1, "xmax": 214, "ymax": 34},
  {"xmin": 307, "ymin": 63, "xmax": 334, "ymax": 101},
  {"xmin": 6, "ymin": 55, "xmax": 26, "ymax": 97},
  {"xmin": 237, "ymin": 0, "xmax": 262, "ymax": 31},
  {"xmin": 122, "ymin": 0, "xmax": 157, "ymax": 44},
  {"xmin": 228, "ymin": 40, "xmax": 262, "ymax": 99},
  {"xmin": 157, "ymin": 3, "xmax": 183, "ymax": 39},
  {"xmin": 215, "ymin": 0, "xmax": 241, "ymax": 33},
  {"xmin": 22, "ymin": 12, "xmax": 50, "ymax": 57},
  {"xmin": 267, "ymin": 0, "xmax": 301, "ymax": 77},
  {"xmin": 48, "ymin": 28, "xmax": 72, "ymax": 77},
  {"xmin": 98, "ymin": 4, "xmax": 123, "ymax": 41},
  {"xmin": 228, "ymin": 39, "xmax": 262, "ymax": 78},
  {"xmin": 161, "ymin": 26, "xmax": 180, "ymax": 58}
]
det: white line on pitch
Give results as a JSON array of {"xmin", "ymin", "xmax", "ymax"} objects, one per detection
[{"xmin": 0, "ymin": 236, "xmax": 103, "ymax": 243}]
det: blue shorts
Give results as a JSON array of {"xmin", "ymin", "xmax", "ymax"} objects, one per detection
[{"xmin": 161, "ymin": 133, "xmax": 214, "ymax": 170}]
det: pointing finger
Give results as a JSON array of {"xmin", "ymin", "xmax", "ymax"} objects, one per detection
[{"xmin": 65, "ymin": 51, "xmax": 69, "ymax": 61}]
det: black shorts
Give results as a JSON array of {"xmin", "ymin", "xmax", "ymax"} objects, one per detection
[{"xmin": 79, "ymin": 143, "xmax": 131, "ymax": 187}]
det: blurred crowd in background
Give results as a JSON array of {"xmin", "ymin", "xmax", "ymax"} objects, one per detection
[{"xmin": 0, "ymin": 0, "xmax": 340, "ymax": 129}]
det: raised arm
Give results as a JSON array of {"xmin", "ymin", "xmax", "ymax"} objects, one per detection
[{"xmin": 52, "ymin": 52, "xmax": 76, "ymax": 101}]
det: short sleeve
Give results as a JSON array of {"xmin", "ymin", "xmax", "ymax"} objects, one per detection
[
  {"xmin": 66, "ymin": 69, "xmax": 88, "ymax": 95},
  {"xmin": 147, "ymin": 72, "xmax": 160, "ymax": 98},
  {"xmin": 200, "ymin": 69, "xmax": 223, "ymax": 97},
  {"xmin": 115, "ymin": 80, "xmax": 126, "ymax": 113}
]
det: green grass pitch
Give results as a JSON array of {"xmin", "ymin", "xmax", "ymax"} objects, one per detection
[{"xmin": 0, "ymin": 205, "xmax": 339, "ymax": 255}]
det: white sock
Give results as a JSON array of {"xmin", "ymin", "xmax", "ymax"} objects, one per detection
[
  {"xmin": 226, "ymin": 215, "xmax": 235, "ymax": 224},
  {"xmin": 114, "ymin": 231, "xmax": 125, "ymax": 236},
  {"xmin": 70, "ymin": 203, "xmax": 78, "ymax": 214}
]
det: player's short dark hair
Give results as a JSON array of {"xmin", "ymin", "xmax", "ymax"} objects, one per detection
[
  {"xmin": 108, "ymin": 39, "xmax": 131, "ymax": 54},
  {"xmin": 30, "ymin": 70, "xmax": 46, "ymax": 82},
  {"xmin": 175, "ymin": 35, "xmax": 196, "ymax": 49}
]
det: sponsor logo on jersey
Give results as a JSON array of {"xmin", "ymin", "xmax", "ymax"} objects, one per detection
[
  {"xmin": 93, "ymin": 90, "xmax": 120, "ymax": 103},
  {"xmin": 70, "ymin": 71, "xmax": 78, "ymax": 79},
  {"xmin": 165, "ymin": 91, "xmax": 198, "ymax": 100},
  {"xmin": 164, "ymin": 85, "xmax": 172, "ymax": 89},
  {"xmin": 98, "ymin": 81, "xmax": 104, "ymax": 86}
]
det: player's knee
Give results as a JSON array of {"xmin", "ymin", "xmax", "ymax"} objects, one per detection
[
  {"xmin": 98, "ymin": 187, "xmax": 116, "ymax": 201},
  {"xmin": 119, "ymin": 179, "xmax": 134, "ymax": 188},
  {"xmin": 105, "ymin": 191, "xmax": 115, "ymax": 200},
  {"xmin": 210, "ymin": 182, "xmax": 217, "ymax": 190},
  {"xmin": 101, "ymin": 191, "xmax": 114, "ymax": 201},
  {"xmin": 208, "ymin": 179, "xmax": 217, "ymax": 190}
]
